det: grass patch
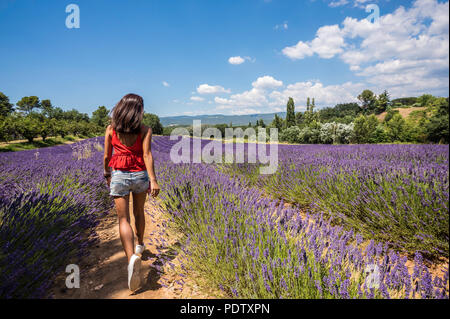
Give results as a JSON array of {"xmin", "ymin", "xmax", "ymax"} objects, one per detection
[{"xmin": 0, "ymin": 135, "xmax": 97, "ymax": 152}]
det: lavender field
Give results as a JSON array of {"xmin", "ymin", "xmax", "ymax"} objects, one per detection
[{"xmin": 0, "ymin": 136, "xmax": 448, "ymax": 298}]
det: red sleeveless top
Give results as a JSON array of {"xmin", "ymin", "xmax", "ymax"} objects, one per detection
[{"xmin": 109, "ymin": 129, "xmax": 146, "ymax": 172}]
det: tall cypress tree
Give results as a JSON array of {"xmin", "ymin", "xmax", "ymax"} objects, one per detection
[{"xmin": 286, "ymin": 97, "xmax": 296, "ymax": 128}]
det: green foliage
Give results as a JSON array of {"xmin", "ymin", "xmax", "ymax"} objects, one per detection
[
  {"xmin": 62, "ymin": 108, "xmax": 90, "ymax": 122},
  {"xmin": 372, "ymin": 124, "xmax": 388, "ymax": 143},
  {"xmin": 384, "ymin": 109, "xmax": 399, "ymax": 123},
  {"xmin": 256, "ymin": 119, "xmax": 266, "ymax": 128},
  {"xmin": 417, "ymin": 94, "xmax": 436, "ymax": 107},
  {"xmin": 16, "ymin": 96, "xmax": 40, "ymax": 114},
  {"xmin": 41, "ymin": 99, "xmax": 53, "ymax": 118},
  {"xmin": 142, "ymin": 112, "xmax": 163, "ymax": 135},
  {"xmin": 280, "ymin": 126, "xmax": 302, "ymax": 143},
  {"xmin": 13, "ymin": 114, "xmax": 42, "ymax": 142},
  {"xmin": 375, "ymin": 90, "xmax": 391, "ymax": 114},
  {"xmin": 285, "ymin": 97, "xmax": 296, "ymax": 128},
  {"xmin": 299, "ymin": 125, "xmax": 321, "ymax": 144},
  {"xmin": 353, "ymin": 115, "xmax": 379, "ymax": 143},
  {"xmin": 319, "ymin": 122, "xmax": 354, "ymax": 144},
  {"xmin": 318, "ymin": 103, "xmax": 361, "ymax": 123},
  {"xmin": 91, "ymin": 106, "xmax": 110, "ymax": 128},
  {"xmin": 386, "ymin": 114, "xmax": 407, "ymax": 142},
  {"xmin": 391, "ymin": 97, "xmax": 418, "ymax": 106},
  {"xmin": 357, "ymin": 90, "xmax": 376, "ymax": 113},
  {"xmin": 271, "ymin": 114, "xmax": 284, "ymax": 131},
  {"xmin": 0, "ymin": 92, "xmax": 14, "ymax": 117},
  {"xmin": 424, "ymin": 98, "xmax": 449, "ymax": 143}
]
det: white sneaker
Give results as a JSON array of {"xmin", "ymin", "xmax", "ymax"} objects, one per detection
[
  {"xmin": 135, "ymin": 244, "xmax": 145, "ymax": 255},
  {"xmin": 127, "ymin": 254, "xmax": 142, "ymax": 292}
]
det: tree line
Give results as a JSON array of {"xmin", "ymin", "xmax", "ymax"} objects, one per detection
[
  {"xmin": 270, "ymin": 90, "xmax": 448, "ymax": 144},
  {"xmin": 0, "ymin": 92, "xmax": 163, "ymax": 143}
]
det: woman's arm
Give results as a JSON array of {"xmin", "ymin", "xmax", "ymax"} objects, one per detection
[
  {"xmin": 142, "ymin": 126, "xmax": 160, "ymax": 197},
  {"xmin": 103, "ymin": 125, "xmax": 113, "ymax": 185}
]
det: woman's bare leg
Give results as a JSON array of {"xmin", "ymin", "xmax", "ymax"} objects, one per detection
[
  {"xmin": 132, "ymin": 191, "xmax": 147, "ymax": 246},
  {"xmin": 114, "ymin": 195, "xmax": 134, "ymax": 263}
]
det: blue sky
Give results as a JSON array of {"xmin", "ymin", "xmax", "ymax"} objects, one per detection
[{"xmin": 0, "ymin": 0, "xmax": 448, "ymax": 117}]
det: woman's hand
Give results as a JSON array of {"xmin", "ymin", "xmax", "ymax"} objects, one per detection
[
  {"xmin": 106, "ymin": 176, "xmax": 111, "ymax": 187},
  {"xmin": 148, "ymin": 179, "xmax": 160, "ymax": 198}
]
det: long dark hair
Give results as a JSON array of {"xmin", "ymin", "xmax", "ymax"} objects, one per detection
[{"xmin": 111, "ymin": 93, "xmax": 144, "ymax": 134}]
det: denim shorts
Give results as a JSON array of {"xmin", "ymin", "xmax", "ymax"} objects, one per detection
[{"xmin": 109, "ymin": 170, "xmax": 149, "ymax": 197}]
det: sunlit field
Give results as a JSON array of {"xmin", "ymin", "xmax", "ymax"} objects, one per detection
[{"xmin": 0, "ymin": 136, "xmax": 448, "ymax": 299}]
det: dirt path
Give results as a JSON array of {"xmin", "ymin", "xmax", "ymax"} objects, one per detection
[{"xmin": 52, "ymin": 198, "xmax": 213, "ymax": 299}]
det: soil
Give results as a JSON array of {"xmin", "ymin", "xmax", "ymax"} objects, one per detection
[{"xmin": 52, "ymin": 198, "xmax": 214, "ymax": 299}]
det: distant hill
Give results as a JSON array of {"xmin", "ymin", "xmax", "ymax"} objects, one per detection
[{"xmin": 160, "ymin": 112, "xmax": 286, "ymax": 127}]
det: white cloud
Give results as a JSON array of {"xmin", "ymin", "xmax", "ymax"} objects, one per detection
[
  {"xmin": 213, "ymin": 76, "xmax": 283, "ymax": 111},
  {"xmin": 228, "ymin": 56, "xmax": 245, "ymax": 65},
  {"xmin": 282, "ymin": 0, "xmax": 449, "ymax": 97},
  {"xmin": 282, "ymin": 24, "xmax": 345, "ymax": 59},
  {"xmin": 282, "ymin": 41, "xmax": 313, "ymax": 59},
  {"xmin": 212, "ymin": 75, "xmax": 365, "ymax": 115},
  {"xmin": 269, "ymin": 81, "xmax": 365, "ymax": 108},
  {"xmin": 162, "ymin": 81, "xmax": 170, "ymax": 87},
  {"xmin": 328, "ymin": 0, "xmax": 371, "ymax": 8},
  {"xmin": 228, "ymin": 56, "xmax": 255, "ymax": 65},
  {"xmin": 197, "ymin": 84, "xmax": 231, "ymax": 94},
  {"xmin": 190, "ymin": 96, "xmax": 205, "ymax": 102},
  {"xmin": 252, "ymin": 75, "xmax": 283, "ymax": 89}
]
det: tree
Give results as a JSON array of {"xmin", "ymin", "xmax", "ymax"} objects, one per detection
[
  {"xmin": 15, "ymin": 115, "xmax": 41, "ymax": 142},
  {"xmin": 425, "ymin": 97, "xmax": 449, "ymax": 143},
  {"xmin": 386, "ymin": 114, "xmax": 407, "ymax": 142},
  {"xmin": 306, "ymin": 97, "xmax": 310, "ymax": 112},
  {"xmin": 376, "ymin": 90, "xmax": 390, "ymax": 114},
  {"xmin": 373, "ymin": 124, "xmax": 388, "ymax": 143},
  {"xmin": 298, "ymin": 125, "xmax": 321, "ymax": 144},
  {"xmin": 63, "ymin": 109, "xmax": 89, "ymax": 122},
  {"xmin": 271, "ymin": 114, "xmax": 284, "ymax": 131},
  {"xmin": 319, "ymin": 103, "xmax": 361, "ymax": 123},
  {"xmin": 295, "ymin": 112, "xmax": 303, "ymax": 125},
  {"xmin": 357, "ymin": 90, "xmax": 376, "ymax": 113},
  {"xmin": 41, "ymin": 99, "xmax": 53, "ymax": 117},
  {"xmin": 0, "ymin": 92, "xmax": 14, "ymax": 117},
  {"xmin": 320, "ymin": 122, "xmax": 354, "ymax": 144},
  {"xmin": 335, "ymin": 123, "xmax": 355, "ymax": 144},
  {"xmin": 353, "ymin": 114, "xmax": 378, "ymax": 143},
  {"xmin": 417, "ymin": 94, "xmax": 436, "ymax": 107},
  {"xmin": 53, "ymin": 119, "xmax": 69, "ymax": 138},
  {"xmin": 256, "ymin": 119, "xmax": 266, "ymax": 128},
  {"xmin": 142, "ymin": 113, "xmax": 163, "ymax": 135},
  {"xmin": 280, "ymin": 126, "xmax": 302, "ymax": 144},
  {"xmin": 49, "ymin": 107, "xmax": 65, "ymax": 120},
  {"xmin": 285, "ymin": 97, "xmax": 296, "ymax": 128},
  {"xmin": 16, "ymin": 96, "xmax": 40, "ymax": 114},
  {"xmin": 384, "ymin": 109, "xmax": 399, "ymax": 123},
  {"xmin": 319, "ymin": 122, "xmax": 337, "ymax": 144},
  {"xmin": 91, "ymin": 106, "xmax": 110, "ymax": 128},
  {"xmin": 366, "ymin": 115, "xmax": 379, "ymax": 143}
]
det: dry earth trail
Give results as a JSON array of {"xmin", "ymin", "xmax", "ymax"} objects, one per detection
[{"xmin": 52, "ymin": 197, "xmax": 214, "ymax": 299}]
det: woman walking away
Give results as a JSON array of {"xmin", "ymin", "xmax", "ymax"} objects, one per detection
[{"xmin": 103, "ymin": 93, "xmax": 160, "ymax": 292}]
